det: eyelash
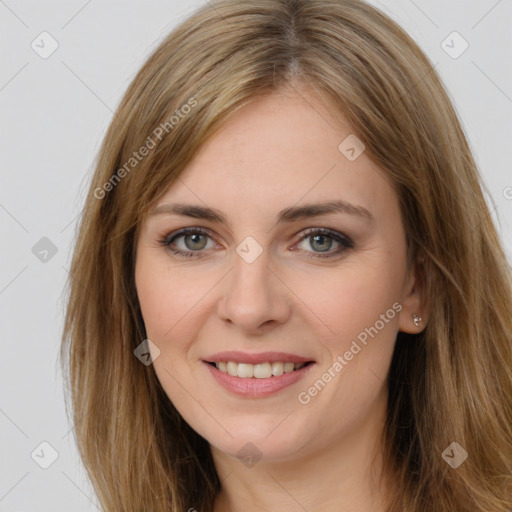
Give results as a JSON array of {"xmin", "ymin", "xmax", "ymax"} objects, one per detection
[{"xmin": 157, "ymin": 227, "xmax": 354, "ymax": 260}]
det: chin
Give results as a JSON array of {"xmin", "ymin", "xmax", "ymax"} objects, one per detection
[{"xmin": 200, "ymin": 415, "xmax": 315, "ymax": 463}]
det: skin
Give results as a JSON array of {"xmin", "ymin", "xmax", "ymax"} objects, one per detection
[{"xmin": 135, "ymin": 84, "xmax": 427, "ymax": 512}]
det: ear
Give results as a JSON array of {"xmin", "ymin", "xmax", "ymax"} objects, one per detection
[{"xmin": 398, "ymin": 254, "xmax": 428, "ymax": 334}]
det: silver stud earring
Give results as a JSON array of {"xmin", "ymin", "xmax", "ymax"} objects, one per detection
[{"xmin": 412, "ymin": 313, "xmax": 422, "ymax": 327}]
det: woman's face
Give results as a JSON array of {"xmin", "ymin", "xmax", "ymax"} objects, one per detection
[{"xmin": 135, "ymin": 87, "xmax": 423, "ymax": 463}]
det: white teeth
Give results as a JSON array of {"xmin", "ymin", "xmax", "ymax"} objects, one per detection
[
  {"xmin": 271, "ymin": 362, "xmax": 284, "ymax": 376},
  {"xmin": 214, "ymin": 361, "xmax": 308, "ymax": 378},
  {"xmin": 253, "ymin": 362, "xmax": 272, "ymax": 379},
  {"xmin": 237, "ymin": 363, "xmax": 254, "ymax": 378},
  {"xmin": 284, "ymin": 362, "xmax": 294, "ymax": 373},
  {"xmin": 226, "ymin": 361, "xmax": 238, "ymax": 377}
]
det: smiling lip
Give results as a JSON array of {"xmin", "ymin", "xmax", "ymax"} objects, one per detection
[
  {"xmin": 204, "ymin": 351, "xmax": 314, "ymax": 365},
  {"xmin": 203, "ymin": 351, "xmax": 315, "ymax": 398}
]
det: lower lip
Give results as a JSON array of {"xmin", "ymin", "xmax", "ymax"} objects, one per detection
[{"xmin": 203, "ymin": 361, "xmax": 315, "ymax": 398}]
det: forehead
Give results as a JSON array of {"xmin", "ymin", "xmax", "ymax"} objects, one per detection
[{"xmin": 152, "ymin": 89, "xmax": 395, "ymax": 224}]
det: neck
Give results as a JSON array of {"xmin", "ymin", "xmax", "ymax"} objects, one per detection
[{"xmin": 211, "ymin": 387, "xmax": 393, "ymax": 512}]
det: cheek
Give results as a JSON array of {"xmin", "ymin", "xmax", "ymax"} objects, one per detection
[
  {"xmin": 293, "ymin": 266, "xmax": 400, "ymax": 433},
  {"xmin": 135, "ymin": 265, "xmax": 170, "ymax": 339},
  {"xmin": 294, "ymin": 256, "xmax": 402, "ymax": 351},
  {"xmin": 135, "ymin": 254, "xmax": 209, "ymax": 342},
  {"xmin": 135, "ymin": 257, "xmax": 203, "ymax": 394}
]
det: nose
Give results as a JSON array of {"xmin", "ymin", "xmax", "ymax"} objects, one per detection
[{"xmin": 216, "ymin": 246, "xmax": 291, "ymax": 334}]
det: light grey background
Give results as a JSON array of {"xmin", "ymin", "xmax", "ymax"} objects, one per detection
[{"xmin": 1, "ymin": 1, "xmax": 511, "ymax": 510}]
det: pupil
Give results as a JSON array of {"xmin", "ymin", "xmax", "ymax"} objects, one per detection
[
  {"xmin": 312, "ymin": 234, "xmax": 331, "ymax": 252},
  {"xmin": 187, "ymin": 234, "xmax": 206, "ymax": 250}
]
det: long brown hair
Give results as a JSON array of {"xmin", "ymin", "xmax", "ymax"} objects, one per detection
[{"xmin": 60, "ymin": 0, "xmax": 512, "ymax": 510}]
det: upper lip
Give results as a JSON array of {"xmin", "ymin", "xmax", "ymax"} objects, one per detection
[{"xmin": 204, "ymin": 351, "xmax": 315, "ymax": 365}]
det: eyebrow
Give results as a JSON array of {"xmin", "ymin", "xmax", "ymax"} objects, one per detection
[{"xmin": 149, "ymin": 200, "xmax": 373, "ymax": 224}]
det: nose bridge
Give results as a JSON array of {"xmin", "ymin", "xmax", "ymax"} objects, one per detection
[
  {"xmin": 218, "ymin": 237, "xmax": 289, "ymax": 330},
  {"xmin": 230, "ymin": 241, "xmax": 273, "ymax": 305}
]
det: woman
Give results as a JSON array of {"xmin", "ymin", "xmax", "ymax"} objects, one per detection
[{"xmin": 60, "ymin": 0, "xmax": 512, "ymax": 511}]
